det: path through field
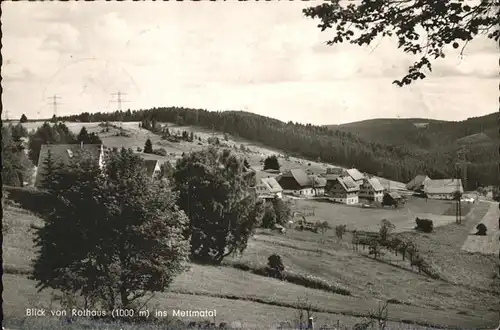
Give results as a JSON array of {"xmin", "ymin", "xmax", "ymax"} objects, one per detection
[{"xmin": 461, "ymin": 202, "xmax": 500, "ymax": 255}]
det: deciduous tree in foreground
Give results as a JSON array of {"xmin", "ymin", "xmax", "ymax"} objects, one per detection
[
  {"xmin": 31, "ymin": 148, "xmax": 190, "ymax": 310},
  {"xmin": 303, "ymin": 0, "xmax": 499, "ymax": 86},
  {"xmin": 173, "ymin": 147, "xmax": 264, "ymax": 264}
]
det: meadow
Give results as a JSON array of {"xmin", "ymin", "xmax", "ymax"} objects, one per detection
[
  {"xmin": 291, "ymin": 196, "xmax": 469, "ymax": 233},
  {"xmin": 3, "ymin": 199, "xmax": 500, "ymax": 329},
  {"xmin": 6, "ymin": 120, "xmax": 499, "ymax": 329}
]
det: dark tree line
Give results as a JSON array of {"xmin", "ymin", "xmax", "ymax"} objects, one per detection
[
  {"xmin": 2, "ymin": 123, "xmax": 33, "ymax": 187},
  {"xmin": 58, "ymin": 107, "xmax": 496, "ymax": 188}
]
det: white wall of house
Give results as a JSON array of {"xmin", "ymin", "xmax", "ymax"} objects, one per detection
[
  {"xmin": 314, "ymin": 188, "xmax": 325, "ymax": 196},
  {"xmin": 291, "ymin": 188, "xmax": 315, "ymax": 197},
  {"xmin": 427, "ymin": 193, "xmax": 454, "ymax": 200},
  {"xmin": 257, "ymin": 184, "xmax": 283, "ymax": 199},
  {"xmin": 359, "ymin": 190, "xmax": 383, "ymax": 202},
  {"xmin": 330, "ymin": 195, "xmax": 359, "ymax": 205}
]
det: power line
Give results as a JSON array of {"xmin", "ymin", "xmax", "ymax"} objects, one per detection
[
  {"xmin": 47, "ymin": 95, "xmax": 62, "ymax": 119},
  {"xmin": 110, "ymin": 91, "xmax": 130, "ymax": 112},
  {"xmin": 455, "ymin": 148, "xmax": 469, "ymax": 224}
]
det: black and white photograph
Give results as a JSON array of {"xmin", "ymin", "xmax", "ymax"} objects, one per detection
[{"xmin": 1, "ymin": 1, "xmax": 499, "ymax": 329}]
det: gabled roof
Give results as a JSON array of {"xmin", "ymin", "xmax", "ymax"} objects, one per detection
[
  {"xmin": 143, "ymin": 159, "xmax": 160, "ymax": 177},
  {"xmin": 35, "ymin": 144, "xmax": 103, "ymax": 187},
  {"xmin": 254, "ymin": 170, "xmax": 279, "ymax": 183},
  {"xmin": 326, "ymin": 168, "xmax": 348, "ymax": 182},
  {"xmin": 310, "ymin": 175, "xmax": 327, "ymax": 188},
  {"xmin": 424, "ymin": 179, "xmax": 463, "ymax": 195},
  {"xmin": 365, "ymin": 177, "xmax": 385, "ymax": 192},
  {"xmin": 337, "ymin": 176, "xmax": 360, "ymax": 192},
  {"xmin": 260, "ymin": 177, "xmax": 283, "ymax": 193},
  {"xmin": 406, "ymin": 175, "xmax": 430, "ymax": 190},
  {"xmin": 281, "ymin": 169, "xmax": 312, "ymax": 188},
  {"xmin": 326, "ymin": 167, "xmax": 347, "ymax": 176},
  {"xmin": 386, "ymin": 191, "xmax": 402, "ymax": 199},
  {"xmin": 346, "ymin": 168, "xmax": 365, "ymax": 182}
]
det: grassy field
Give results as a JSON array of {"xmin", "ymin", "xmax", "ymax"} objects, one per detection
[
  {"xmin": 291, "ymin": 196, "xmax": 468, "ymax": 233},
  {"xmin": 10, "ymin": 120, "xmax": 500, "ymax": 328},
  {"xmin": 3, "ymin": 202, "xmax": 500, "ymax": 329},
  {"xmin": 462, "ymin": 201, "xmax": 500, "ymax": 255}
]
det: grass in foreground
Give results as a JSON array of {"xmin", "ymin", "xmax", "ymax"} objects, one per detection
[{"xmin": 3, "ymin": 202, "xmax": 499, "ymax": 329}]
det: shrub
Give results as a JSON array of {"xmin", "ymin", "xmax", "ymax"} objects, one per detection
[
  {"xmin": 475, "ymin": 223, "xmax": 487, "ymax": 236},
  {"xmin": 415, "ymin": 217, "xmax": 433, "ymax": 233},
  {"xmin": 379, "ymin": 219, "xmax": 395, "ymax": 243},
  {"xmin": 335, "ymin": 224, "xmax": 347, "ymax": 240},
  {"xmin": 229, "ymin": 261, "xmax": 351, "ymax": 296},
  {"xmin": 267, "ymin": 254, "xmax": 285, "ymax": 279},
  {"xmin": 152, "ymin": 148, "xmax": 168, "ymax": 156}
]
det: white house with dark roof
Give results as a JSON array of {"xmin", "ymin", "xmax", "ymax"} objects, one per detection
[
  {"xmin": 359, "ymin": 177, "xmax": 385, "ymax": 202},
  {"xmin": 345, "ymin": 168, "xmax": 365, "ymax": 186},
  {"xmin": 406, "ymin": 175, "xmax": 431, "ymax": 191},
  {"xmin": 277, "ymin": 169, "xmax": 315, "ymax": 197},
  {"xmin": 143, "ymin": 159, "xmax": 161, "ymax": 179},
  {"xmin": 310, "ymin": 175, "xmax": 327, "ymax": 196},
  {"xmin": 255, "ymin": 177, "xmax": 283, "ymax": 199},
  {"xmin": 35, "ymin": 143, "xmax": 105, "ymax": 188},
  {"xmin": 325, "ymin": 176, "xmax": 360, "ymax": 204},
  {"xmin": 424, "ymin": 179, "xmax": 464, "ymax": 200}
]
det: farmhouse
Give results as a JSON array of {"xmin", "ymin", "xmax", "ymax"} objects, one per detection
[
  {"xmin": 325, "ymin": 176, "xmax": 359, "ymax": 205},
  {"xmin": 359, "ymin": 177, "xmax": 384, "ymax": 202},
  {"xmin": 406, "ymin": 175, "xmax": 431, "ymax": 192},
  {"xmin": 345, "ymin": 168, "xmax": 365, "ymax": 186},
  {"xmin": 310, "ymin": 175, "xmax": 327, "ymax": 196},
  {"xmin": 143, "ymin": 159, "xmax": 161, "ymax": 179},
  {"xmin": 326, "ymin": 167, "xmax": 347, "ymax": 177},
  {"xmin": 424, "ymin": 179, "xmax": 464, "ymax": 200},
  {"xmin": 255, "ymin": 177, "xmax": 283, "ymax": 199},
  {"xmin": 35, "ymin": 143, "xmax": 105, "ymax": 188},
  {"xmin": 277, "ymin": 169, "xmax": 315, "ymax": 197},
  {"xmin": 383, "ymin": 191, "xmax": 404, "ymax": 207}
]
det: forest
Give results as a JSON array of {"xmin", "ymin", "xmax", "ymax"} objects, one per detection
[{"xmin": 58, "ymin": 108, "xmax": 497, "ymax": 189}]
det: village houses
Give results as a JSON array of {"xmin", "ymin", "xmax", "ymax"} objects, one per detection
[
  {"xmin": 326, "ymin": 167, "xmax": 365, "ymax": 187},
  {"xmin": 406, "ymin": 175, "xmax": 431, "ymax": 192},
  {"xmin": 359, "ymin": 176, "xmax": 385, "ymax": 202},
  {"xmin": 277, "ymin": 169, "xmax": 326, "ymax": 197},
  {"xmin": 325, "ymin": 175, "xmax": 360, "ymax": 205},
  {"xmin": 255, "ymin": 177, "xmax": 283, "ymax": 199},
  {"xmin": 35, "ymin": 143, "xmax": 105, "ymax": 188},
  {"xmin": 423, "ymin": 179, "xmax": 464, "ymax": 200}
]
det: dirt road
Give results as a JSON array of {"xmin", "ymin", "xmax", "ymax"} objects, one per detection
[{"xmin": 461, "ymin": 201, "xmax": 500, "ymax": 255}]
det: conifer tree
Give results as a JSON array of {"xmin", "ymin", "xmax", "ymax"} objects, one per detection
[{"xmin": 144, "ymin": 139, "xmax": 153, "ymax": 154}]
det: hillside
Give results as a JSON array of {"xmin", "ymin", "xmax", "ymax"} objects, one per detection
[
  {"xmin": 58, "ymin": 108, "xmax": 463, "ymax": 185},
  {"xmin": 328, "ymin": 113, "xmax": 498, "ymax": 189},
  {"xmin": 331, "ymin": 113, "xmax": 498, "ymax": 150},
  {"xmin": 55, "ymin": 109, "xmax": 498, "ymax": 190}
]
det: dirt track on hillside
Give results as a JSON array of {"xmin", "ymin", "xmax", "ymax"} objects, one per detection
[{"xmin": 461, "ymin": 202, "xmax": 500, "ymax": 255}]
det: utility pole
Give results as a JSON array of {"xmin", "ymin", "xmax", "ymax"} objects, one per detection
[
  {"xmin": 47, "ymin": 95, "xmax": 62, "ymax": 121},
  {"xmin": 110, "ymin": 91, "xmax": 129, "ymax": 112},
  {"xmin": 111, "ymin": 91, "xmax": 129, "ymax": 128},
  {"xmin": 455, "ymin": 148, "xmax": 469, "ymax": 224}
]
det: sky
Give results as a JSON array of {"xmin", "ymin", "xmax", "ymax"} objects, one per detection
[{"xmin": 2, "ymin": 1, "xmax": 498, "ymax": 125}]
